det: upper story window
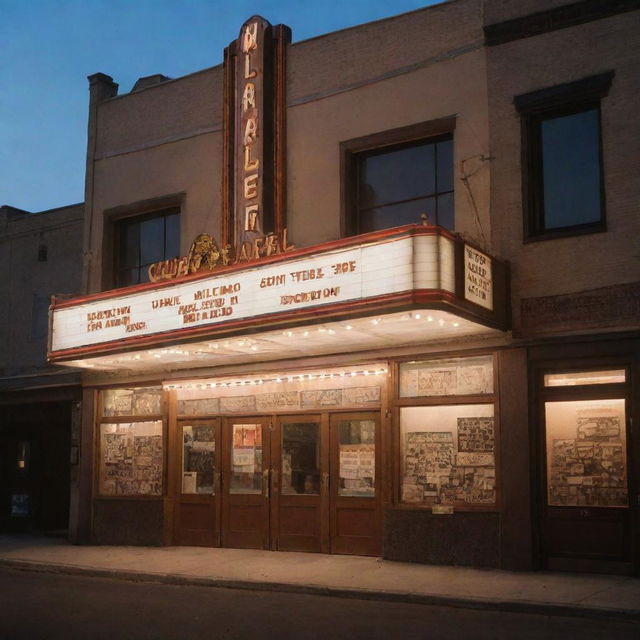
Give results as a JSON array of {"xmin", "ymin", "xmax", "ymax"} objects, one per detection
[
  {"xmin": 515, "ymin": 71, "xmax": 614, "ymax": 241},
  {"xmin": 115, "ymin": 208, "xmax": 180, "ymax": 287},
  {"xmin": 342, "ymin": 119, "xmax": 455, "ymax": 237}
]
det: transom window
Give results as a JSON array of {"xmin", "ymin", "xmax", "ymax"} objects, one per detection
[
  {"xmin": 352, "ymin": 134, "xmax": 454, "ymax": 235},
  {"xmin": 115, "ymin": 208, "xmax": 180, "ymax": 287}
]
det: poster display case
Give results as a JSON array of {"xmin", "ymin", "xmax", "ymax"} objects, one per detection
[
  {"xmin": 545, "ymin": 398, "xmax": 628, "ymax": 507},
  {"xmin": 400, "ymin": 405, "xmax": 496, "ymax": 506},
  {"xmin": 98, "ymin": 421, "xmax": 163, "ymax": 496},
  {"xmin": 397, "ymin": 354, "xmax": 496, "ymax": 508}
]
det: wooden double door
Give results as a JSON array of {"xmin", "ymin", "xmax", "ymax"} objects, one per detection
[{"xmin": 173, "ymin": 412, "xmax": 381, "ymax": 556}]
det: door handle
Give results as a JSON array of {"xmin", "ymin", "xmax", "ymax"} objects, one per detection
[
  {"xmin": 263, "ymin": 469, "xmax": 270, "ymax": 498},
  {"xmin": 322, "ymin": 472, "xmax": 329, "ymax": 492},
  {"xmin": 214, "ymin": 471, "xmax": 222, "ymax": 493},
  {"xmin": 271, "ymin": 469, "xmax": 279, "ymax": 495}
]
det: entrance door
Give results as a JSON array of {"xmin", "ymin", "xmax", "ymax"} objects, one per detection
[
  {"xmin": 195, "ymin": 412, "xmax": 382, "ymax": 556},
  {"xmin": 221, "ymin": 418, "xmax": 271, "ymax": 550},
  {"xmin": 540, "ymin": 369, "xmax": 632, "ymax": 573},
  {"xmin": 330, "ymin": 412, "xmax": 382, "ymax": 556},
  {"xmin": 271, "ymin": 415, "xmax": 327, "ymax": 552},
  {"xmin": 174, "ymin": 419, "xmax": 220, "ymax": 547}
]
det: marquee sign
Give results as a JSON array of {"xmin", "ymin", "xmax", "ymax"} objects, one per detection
[{"xmin": 48, "ymin": 227, "xmax": 506, "ymax": 362}]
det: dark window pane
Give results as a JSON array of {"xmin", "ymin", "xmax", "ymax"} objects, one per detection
[
  {"xmin": 118, "ymin": 222, "xmax": 139, "ymax": 270},
  {"xmin": 138, "ymin": 264, "xmax": 152, "ymax": 284},
  {"xmin": 115, "ymin": 210, "xmax": 180, "ymax": 288},
  {"xmin": 436, "ymin": 192, "xmax": 454, "ymax": 230},
  {"xmin": 360, "ymin": 144, "xmax": 435, "ymax": 208},
  {"xmin": 118, "ymin": 268, "xmax": 139, "ymax": 287},
  {"xmin": 360, "ymin": 196, "xmax": 436, "ymax": 233},
  {"xmin": 541, "ymin": 108, "xmax": 601, "ymax": 229},
  {"xmin": 165, "ymin": 213, "xmax": 180, "ymax": 258},
  {"xmin": 436, "ymin": 139, "xmax": 453, "ymax": 193},
  {"xmin": 140, "ymin": 216, "xmax": 165, "ymax": 264}
]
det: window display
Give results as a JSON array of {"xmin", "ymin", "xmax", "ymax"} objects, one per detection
[
  {"xmin": 400, "ymin": 405, "xmax": 496, "ymax": 506},
  {"xmin": 99, "ymin": 421, "xmax": 163, "ymax": 496},
  {"xmin": 181, "ymin": 425, "xmax": 215, "ymax": 494},
  {"xmin": 399, "ymin": 355, "xmax": 493, "ymax": 398},
  {"xmin": 545, "ymin": 398, "xmax": 627, "ymax": 507}
]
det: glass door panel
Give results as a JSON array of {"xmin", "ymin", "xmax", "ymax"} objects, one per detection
[
  {"xmin": 338, "ymin": 419, "xmax": 376, "ymax": 498},
  {"xmin": 173, "ymin": 419, "xmax": 220, "ymax": 547},
  {"xmin": 230, "ymin": 423, "xmax": 263, "ymax": 495},
  {"xmin": 330, "ymin": 413, "xmax": 381, "ymax": 556},
  {"xmin": 222, "ymin": 418, "xmax": 270, "ymax": 550},
  {"xmin": 181, "ymin": 424, "xmax": 216, "ymax": 495},
  {"xmin": 281, "ymin": 421, "xmax": 321, "ymax": 496},
  {"xmin": 273, "ymin": 416, "xmax": 326, "ymax": 553}
]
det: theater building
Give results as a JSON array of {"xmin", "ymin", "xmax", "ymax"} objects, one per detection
[{"xmin": 48, "ymin": 0, "xmax": 639, "ymax": 574}]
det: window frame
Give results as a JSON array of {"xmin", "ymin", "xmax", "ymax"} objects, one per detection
[
  {"xmin": 392, "ymin": 351, "xmax": 500, "ymax": 513},
  {"xmin": 95, "ymin": 385, "xmax": 167, "ymax": 499},
  {"xmin": 101, "ymin": 193, "xmax": 184, "ymax": 291},
  {"xmin": 536, "ymin": 363, "xmax": 631, "ymax": 510},
  {"xmin": 114, "ymin": 207, "xmax": 180, "ymax": 288},
  {"xmin": 341, "ymin": 117, "xmax": 456, "ymax": 238},
  {"xmin": 516, "ymin": 71, "xmax": 614, "ymax": 243}
]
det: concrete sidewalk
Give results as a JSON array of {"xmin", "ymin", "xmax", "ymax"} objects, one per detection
[{"xmin": 1, "ymin": 534, "xmax": 638, "ymax": 622}]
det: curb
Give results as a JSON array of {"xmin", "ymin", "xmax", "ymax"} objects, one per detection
[{"xmin": 1, "ymin": 558, "xmax": 639, "ymax": 624}]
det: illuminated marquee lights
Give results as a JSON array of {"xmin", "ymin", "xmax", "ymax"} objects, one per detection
[{"xmin": 163, "ymin": 367, "xmax": 389, "ymax": 391}]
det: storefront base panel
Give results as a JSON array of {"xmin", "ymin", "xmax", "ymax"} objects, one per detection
[
  {"xmin": 383, "ymin": 509, "xmax": 500, "ymax": 567},
  {"xmin": 93, "ymin": 499, "xmax": 164, "ymax": 546}
]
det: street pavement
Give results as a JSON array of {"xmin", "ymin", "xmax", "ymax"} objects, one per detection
[
  {"xmin": 0, "ymin": 534, "xmax": 639, "ymax": 623},
  {"xmin": 2, "ymin": 568, "xmax": 639, "ymax": 640}
]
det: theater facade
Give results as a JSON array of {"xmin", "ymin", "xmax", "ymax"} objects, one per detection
[{"xmin": 49, "ymin": 1, "xmax": 640, "ymax": 574}]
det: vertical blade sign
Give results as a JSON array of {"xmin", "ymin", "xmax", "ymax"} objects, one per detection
[
  {"xmin": 236, "ymin": 17, "xmax": 272, "ymax": 246},
  {"xmin": 223, "ymin": 16, "xmax": 290, "ymax": 253}
]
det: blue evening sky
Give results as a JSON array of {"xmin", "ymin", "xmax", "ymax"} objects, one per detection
[{"xmin": 1, "ymin": 0, "xmax": 440, "ymax": 213}]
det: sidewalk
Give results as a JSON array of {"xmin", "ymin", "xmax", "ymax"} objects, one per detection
[{"xmin": 0, "ymin": 534, "xmax": 638, "ymax": 622}]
